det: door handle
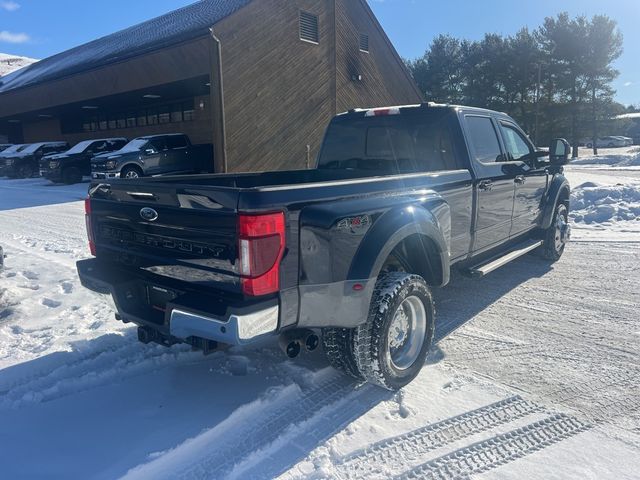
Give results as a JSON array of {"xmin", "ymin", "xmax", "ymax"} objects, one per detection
[
  {"xmin": 478, "ymin": 180, "xmax": 493, "ymax": 192},
  {"xmin": 515, "ymin": 175, "xmax": 526, "ymax": 185}
]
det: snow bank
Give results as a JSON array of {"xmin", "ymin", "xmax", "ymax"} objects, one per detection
[
  {"xmin": 570, "ymin": 181, "xmax": 640, "ymax": 225},
  {"xmin": 571, "ymin": 146, "xmax": 640, "ymax": 167}
]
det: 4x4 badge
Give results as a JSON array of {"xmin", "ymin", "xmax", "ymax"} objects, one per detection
[{"xmin": 140, "ymin": 207, "xmax": 159, "ymax": 222}]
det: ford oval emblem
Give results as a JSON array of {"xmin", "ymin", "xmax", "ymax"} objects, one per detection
[{"xmin": 140, "ymin": 207, "xmax": 159, "ymax": 222}]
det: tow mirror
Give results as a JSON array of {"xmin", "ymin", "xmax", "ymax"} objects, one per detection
[{"xmin": 549, "ymin": 138, "xmax": 571, "ymax": 165}]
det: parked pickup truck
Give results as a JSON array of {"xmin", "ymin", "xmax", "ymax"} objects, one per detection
[
  {"xmin": 78, "ymin": 104, "xmax": 572, "ymax": 390},
  {"xmin": 90, "ymin": 134, "xmax": 213, "ymax": 180},
  {"xmin": 0, "ymin": 144, "xmax": 28, "ymax": 176},
  {"xmin": 3, "ymin": 142, "xmax": 70, "ymax": 179},
  {"xmin": 41, "ymin": 138, "xmax": 128, "ymax": 184}
]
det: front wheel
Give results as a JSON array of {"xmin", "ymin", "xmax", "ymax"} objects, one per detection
[
  {"xmin": 540, "ymin": 203, "xmax": 570, "ymax": 261},
  {"xmin": 13, "ymin": 164, "xmax": 35, "ymax": 179},
  {"xmin": 121, "ymin": 165, "xmax": 143, "ymax": 179},
  {"xmin": 353, "ymin": 273, "xmax": 435, "ymax": 390}
]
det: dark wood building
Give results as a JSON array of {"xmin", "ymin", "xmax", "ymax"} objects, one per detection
[{"xmin": 0, "ymin": 0, "xmax": 422, "ymax": 172}]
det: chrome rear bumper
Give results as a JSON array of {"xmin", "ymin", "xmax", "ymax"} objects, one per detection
[{"xmin": 170, "ymin": 306, "xmax": 279, "ymax": 345}]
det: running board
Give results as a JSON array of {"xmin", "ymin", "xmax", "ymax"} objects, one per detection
[{"xmin": 467, "ymin": 240, "xmax": 543, "ymax": 278}]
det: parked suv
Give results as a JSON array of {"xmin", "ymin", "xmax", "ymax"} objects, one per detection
[
  {"xmin": 91, "ymin": 134, "xmax": 212, "ymax": 180},
  {"xmin": 3, "ymin": 142, "xmax": 70, "ymax": 178},
  {"xmin": 41, "ymin": 138, "xmax": 128, "ymax": 184}
]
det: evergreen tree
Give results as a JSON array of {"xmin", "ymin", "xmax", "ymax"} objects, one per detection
[{"xmin": 407, "ymin": 13, "xmax": 623, "ymax": 153}]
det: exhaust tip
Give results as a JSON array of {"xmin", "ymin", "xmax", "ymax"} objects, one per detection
[
  {"xmin": 305, "ymin": 334, "xmax": 320, "ymax": 352},
  {"xmin": 285, "ymin": 341, "xmax": 301, "ymax": 358}
]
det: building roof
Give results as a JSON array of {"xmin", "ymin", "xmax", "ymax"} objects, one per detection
[
  {"xmin": 0, "ymin": 0, "xmax": 251, "ymax": 94},
  {"xmin": 617, "ymin": 112, "xmax": 640, "ymax": 120}
]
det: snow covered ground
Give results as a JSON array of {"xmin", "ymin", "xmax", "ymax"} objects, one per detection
[{"xmin": 0, "ymin": 154, "xmax": 638, "ymax": 479}]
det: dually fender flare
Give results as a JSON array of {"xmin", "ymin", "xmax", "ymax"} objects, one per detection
[
  {"xmin": 541, "ymin": 176, "xmax": 571, "ymax": 230},
  {"xmin": 347, "ymin": 199, "xmax": 451, "ymax": 287}
]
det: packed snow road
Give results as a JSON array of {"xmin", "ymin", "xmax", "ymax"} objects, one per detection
[{"xmin": 0, "ymin": 162, "xmax": 638, "ymax": 479}]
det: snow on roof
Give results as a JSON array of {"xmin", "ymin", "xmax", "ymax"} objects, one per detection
[
  {"xmin": 0, "ymin": 53, "xmax": 38, "ymax": 77},
  {"xmin": 0, "ymin": 0, "xmax": 251, "ymax": 94},
  {"xmin": 617, "ymin": 112, "xmax": 640, "ymax": 119}
]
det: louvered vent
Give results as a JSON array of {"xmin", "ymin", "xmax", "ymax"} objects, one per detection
[
  {"xmin": 300, "ymin": 11, "xmax": 319, "ymax": 43},
  {"xmin": 359, "ymin": 33, "xmax": 370, "ymax": 53}
]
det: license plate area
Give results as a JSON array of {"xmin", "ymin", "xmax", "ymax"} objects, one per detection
[{"xmin": 146, "ymin": 284, "xmax": 180, "ymax": 313}]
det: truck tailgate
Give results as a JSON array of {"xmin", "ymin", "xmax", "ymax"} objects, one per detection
[{"xmin": 89, "ymin": 181, "xmax": 241, "ymax": 292}]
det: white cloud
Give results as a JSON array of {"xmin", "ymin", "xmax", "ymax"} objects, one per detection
[
  {"xmin": 624, "ymin": 81, "xmax": 633, "ymax": 87},
  {"xmin": 0, "ymin": 30, "xmax": 30, "ymax": 43},
  {"xmin": 1, "ymin": 1, "xmax": 20, "ymax": 12}
]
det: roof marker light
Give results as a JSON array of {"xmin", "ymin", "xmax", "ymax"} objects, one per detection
[{"xmin": 365, "ymin": 107, "xmax": 401, "ymax": 117}]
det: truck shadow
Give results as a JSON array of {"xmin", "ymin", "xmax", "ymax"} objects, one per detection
[
  {"xmin": 433, "ymin": 254, "xmax": 553, "ymax": 342},
  {"xmin": 0, "ymin": 254, "xmax": 553, "ymax": 479},
  {"xmin": 0, "ymin": 178, "xmax": 89, "ymax": 211}
]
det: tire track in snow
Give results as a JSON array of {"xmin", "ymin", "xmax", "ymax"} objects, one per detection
[
  {"xmin": 335, "ymin": 396, "xmax": 541, "ymax": 479},
  {"xmin": 123, "ymin": 372, "xmax": 383, "ymax": 480},
  {"xmin": 395, "ymin": 414, "xmax": 590, "ymax": 479},
  {"xmin": 175, "ymin": 375, "xmax": 361, "ymax": 480}
]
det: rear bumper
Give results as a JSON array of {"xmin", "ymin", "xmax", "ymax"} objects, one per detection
[
  {"xmin": 92, "ymin": 171, "xmax": 120, "ymax": 180},
  {"xmin": 76, "ymin": 258, "xmax": 279, "ymax": 345}
]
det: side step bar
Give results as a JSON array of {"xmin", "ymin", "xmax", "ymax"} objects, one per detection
[{"xmin": 467, "ymin": 240, "xmax": 543, "ymax": 278}]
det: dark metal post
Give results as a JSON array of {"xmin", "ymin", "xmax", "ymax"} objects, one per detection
[
  {"xmin": 209, "ymin": 28, "xmax": 228, "ymax": 173},
  {"xmin": 592, "ymin": 85, "xmax": 598, "ymax": 156},
  {"xmin": 534, "ymin": 63, "xmax": 542, "ymax": 145}
]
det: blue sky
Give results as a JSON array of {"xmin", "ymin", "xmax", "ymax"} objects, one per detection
[{"xmin": 1, "ymin": 0, "xmax": 639, "ymax": 105}]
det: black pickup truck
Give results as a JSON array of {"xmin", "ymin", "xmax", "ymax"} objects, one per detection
[
  {"xmin": 3, "ymin": 142, "xmax": 70, "ymax": 178},
  {"xmin": 41, "ymin": 138, "xmax": 128, "ymax": 184},
  {"xmin": 90, "ymin": 134, "xmax": 213, "ymax": 180},
  {"xmin": 78, "ymin": 104, "xmax": 571, "ymax": 390}
]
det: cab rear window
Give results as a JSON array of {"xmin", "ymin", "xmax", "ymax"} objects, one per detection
[{"xmin": 318, "ymin": 111, "xmax": 462, "ymax": 173}]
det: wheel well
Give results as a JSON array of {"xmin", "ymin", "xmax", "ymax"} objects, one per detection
[
  {"xmin": 122, "ymin": 163, "xmax": 142, "ymax": 172},
  {"xmin": 380, "ymin": 234, "xmax": 443, "ymax": 286}
]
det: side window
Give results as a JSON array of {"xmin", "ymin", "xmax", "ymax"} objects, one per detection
[
  {"xmin": 91, "ymin": 141, "xmax": 107, "ymax": 152},
  {"xmin": 465, "ymin": 116, "xmax": 504, "ymax": 163},
  {"xmin": 167, "ymin": 135, "xmax": 188, "ymax": 149},
  {"xmin": 150, "ymin": 137, "xmax": 168, "ymax": 151},
  {"xmin": 500, "ymin": 123, "xmax": 532, "ymax": 161}
]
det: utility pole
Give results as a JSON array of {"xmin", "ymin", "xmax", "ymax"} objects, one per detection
[
  {"xmin": 534, "ymin": 63, "xmax": 542, "ymax": 145},
  {"xmin": 592, "ymin": 85, "xmax": 598, "ymax": 156}
]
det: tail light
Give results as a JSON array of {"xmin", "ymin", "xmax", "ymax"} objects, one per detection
[
  {"xmin": 238, "ymin": 212, "xmax": 285, "ymax": 296},
  {"xmin": 84, "ymin": 197, "xmax": 96, "ymax": 256}
]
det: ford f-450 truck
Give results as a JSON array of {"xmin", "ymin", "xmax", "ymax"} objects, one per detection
[{"xmin": 77, "ymin": 104, "xmax": 572, "ymax": 390}]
